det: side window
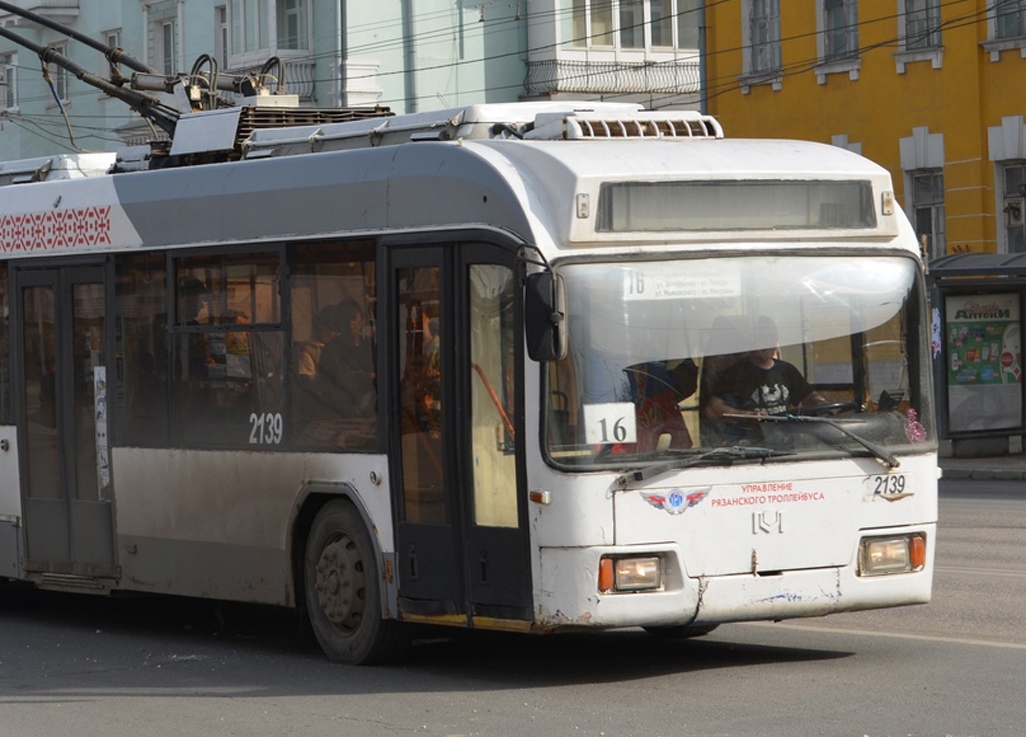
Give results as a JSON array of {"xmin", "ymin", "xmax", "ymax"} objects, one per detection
[
  {"xmin": 115, "ymin": 253, "xmax": 168, "ymax": 445},
  {"xmin": 171, "ymin": 252, "xmax": 284, "ymax": 447},
  {"xmin": 288, "ymin": 241, "xmax": 378, "ymax": 451}
]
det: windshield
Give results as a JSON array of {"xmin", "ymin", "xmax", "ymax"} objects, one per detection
[{"xmin": 544, "ymin": 254, "xmax": 934, "ymax": 468}]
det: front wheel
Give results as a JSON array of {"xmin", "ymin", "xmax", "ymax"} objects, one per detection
[{"xmin": 304, "ymin": 500, "xmax": 409, "ymax": 664}]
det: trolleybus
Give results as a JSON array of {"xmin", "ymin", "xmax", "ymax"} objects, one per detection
[{"xmin": 0, "ymin": 26, "xmax": 937, "ymax": 664}]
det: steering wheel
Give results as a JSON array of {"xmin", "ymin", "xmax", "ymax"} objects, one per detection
[{"xmin": 799, "ymin": 401, "xmax": 858, "ymax": 417}]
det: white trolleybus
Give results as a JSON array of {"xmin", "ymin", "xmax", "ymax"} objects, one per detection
[{"xmin": 0, "ymin": 26, "xmax": 936, "ymax": 665}]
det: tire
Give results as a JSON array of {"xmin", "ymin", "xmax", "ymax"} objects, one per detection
[
  {"xmin": 304, "ymin": 500, "xmax": 409, "ymax": 664},
  {"xmin": 643, "ymin": 623, "xmax": 719, "ymax": 639}
]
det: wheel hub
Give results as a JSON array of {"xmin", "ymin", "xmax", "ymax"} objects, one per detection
[{"xmin": 314, "ymin": 535, "xmax": 367, "ymax": 633}]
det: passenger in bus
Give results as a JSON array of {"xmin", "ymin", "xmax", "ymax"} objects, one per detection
[
  {"xmin": 698, "ymin": 352, "xmax": 742, "ymax": 446},
  {"xmin": 292, "ymin": 303, "xmax": 343, "ymax": 432},
  {"xmin": 317, "ymin": 299, "xmax": 377, "ymax": 436},
  {"xmin": 706, "ymin": 316, "xmax": 829, "ymax": 443},
  {"xmin": 175, "ymin": 276, "xmax": 219, "ymax": 433},
  {"xmin": 178, "ymin": 275, "xmax": 211, "ymax": 380},
  {"xmin": 39, "ymin": 354, "xmax": 57, "ymax": 428},
  {"xmin": 623, "ymin": 358, "xmax": 698, "ymax": 452},
  {"xmin": 698, "ymin": 316, "xmax": 745, "ymax": 447},
  {"xmin": 297, "ymin": 304, "xmax": 343, "ymax": 382}
]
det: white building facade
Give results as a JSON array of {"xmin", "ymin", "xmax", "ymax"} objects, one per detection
[{"xmin": 0, "ymin": 0, "xmax": 702, "ymax": 160}]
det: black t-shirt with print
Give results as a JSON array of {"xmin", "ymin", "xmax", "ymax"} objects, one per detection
[{"xmin": 711, "ymin": 358, "xmax": 814, "ymax": 442}]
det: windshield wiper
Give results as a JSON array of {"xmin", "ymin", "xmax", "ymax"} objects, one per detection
[
  {"xmin": 616, "ymin": 445, "xmax": 793, "ymax": 486},
  {"xmin": 736, "ymin": 413, "xmax": 900, "ymax": 469}
]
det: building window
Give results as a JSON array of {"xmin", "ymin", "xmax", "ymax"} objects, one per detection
[
  {"xmin": 1002, "ymin": 164, "xmax": 1026, "ymax": 254},
  {"xmin": 1, "ymin": 54, "xmax": 16, "ymax": 109},
  {"xmin": 750, "ymin": 0, "xmax": 782, "ymax": 74},
  {"xmin": 895, "ymin": 0, "xmax": 943, "ymax": 72},
  {"xmin": 155, "ymin": 19, "xmax": 178, "ymax": 75},
  {"xmin": 815, "ymin": 0, "xmax": 860, "ymax": 82},
  {"xmin": 229, "ymin": 0, "xmax": 308, "ymax": 56},
  {"xmin": 649, "ymin": 0, "xmax": 673, "ymax": 47},
  {"xmin": 910, "ymin": 171, "xmax": 946, "ymax": 260},
  {"xmin": 215, "ymin": 6, "xmax": 229, "ymax": 68},
  {"xmin": 50, "ymin": 43, "xmax": 69, "ymax": 103},
  {"xmin": 571, "ymin": 0, "xmax": 700, "ymax": 51},
  {"xmin": 983, "ymin": 1, "xmax": 1026, "ymax": 59},
  {"xmin": 103, "ymin": 29, "xmax": 122, "ymax": 78},
  {"xmin": 996, "ymin": 0, "xmax": 1026, "ymax": 39},
  {"xmin": 823, "ymin": 0, "xmax": 858, "ymax": 61},
  {"xmin": 278, "ymin": 0, "xmax": 308, "ymax": 50},
  {"xmin": 620, "ymin": 0, "xmax": 644, "ymax": 49},
  {"xmin": 904, "ymin": 0, "xmax": 941, "ymax": 48}
]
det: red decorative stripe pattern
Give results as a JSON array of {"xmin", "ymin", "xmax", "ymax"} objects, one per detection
[{"xmin": 0, "ymin": 207, "xmax": 112, "ymax": 252}]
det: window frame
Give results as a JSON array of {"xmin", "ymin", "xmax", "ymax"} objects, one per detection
[
  {"xmin": 814, "ymin": 0, "xmax": 861, "ymax": 83},
  {"xmin": 903, "ymin": 0, "xmax": 941, "ymax": 49},
  {"xmin": 159, "ymin": 18, "xmax": 178, "ymax": 76},
  {"xmin": 995, "ymin": 0, "xmax": 1026, "ymax": 39},
  {"xmin": 47, "ymin": 43, "xmax": 70, "ymax": 106},
  {"xmin": 1000, "ymin": 162, "xmax": 1026, "ymax": 255},
  {"xmin": 983, "ymin": 0, "xmax": 1026, "ymax": 60},
  {"xmin": 228, "ymin": 0, "xmax": 311, "ymax": 67},
  {"xmin": 740, "ymin": 0, "xmax": 783, "ymax": 92},
  {"xmin": 0, "ymin": 53, "xmax": 16, "ymax": 111},
  {"xmin": 823, "ymin": 0, "xmax": 858, "ymax": 61},
  {"xmin": 114, "ymin": 240, "xmax": 387, "ymax": 452},
  {"xmin": 215, "ymin": 5, "xmax": 229, "ymax": 69},
  {"xmin": 909, "ymin": 169, "xmax": 946, "ymax": 261},
  {"xmin": 894, "ymin": 0, "xmax": 944, "ymax": 72},
  {"xmin": 569, "ymin": 0, "xmax": 699, "ymax": 52}
]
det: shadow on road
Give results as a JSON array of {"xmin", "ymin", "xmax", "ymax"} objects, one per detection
[{"xmin": 0, "ymin": 584, "xmax": 852, "ymax": 697}]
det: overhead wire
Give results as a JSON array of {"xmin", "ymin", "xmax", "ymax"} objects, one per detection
[
  {"xmin": 364, "ymin": 0, "xmax": 989, "ymax": 110},
  {"xmin": 294, "ymin": 0, "xmax": 979, "ymax": 109}
]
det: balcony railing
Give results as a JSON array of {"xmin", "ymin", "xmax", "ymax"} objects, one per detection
[{"xmin": 526, "ymin": 58, "xmax": 700, "ymax": 97}]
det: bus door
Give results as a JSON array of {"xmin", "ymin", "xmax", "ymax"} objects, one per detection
[
  {"xmin": 15, "ymin": 264, "xmax": 116, "ymax": 579},
  {"xmin": 387, "ymin": 243, "xmax": 532, "ymax": 625}
]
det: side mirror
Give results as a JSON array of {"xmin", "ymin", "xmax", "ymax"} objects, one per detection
[{"xmin": 525, "ymin": 272, "xmax": 567, "ymax": 362}]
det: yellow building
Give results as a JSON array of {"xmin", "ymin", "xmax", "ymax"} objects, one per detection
[{"xmin": 704, "ymin": 0, "xmax": 1026, "ymax": 258}]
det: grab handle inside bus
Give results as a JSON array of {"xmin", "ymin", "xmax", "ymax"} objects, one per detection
[{"xmin": 525, "ymin": 272, "xmax": 567, "ymax": 362}]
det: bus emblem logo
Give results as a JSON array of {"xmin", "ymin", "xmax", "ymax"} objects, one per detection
[
  {"xmin": 753, "ymin": 511, "xmax": 784, "ymax": 534},
  {"xmin": 643, "ymin": 488, "xmax": 709, "ymax": 515}
]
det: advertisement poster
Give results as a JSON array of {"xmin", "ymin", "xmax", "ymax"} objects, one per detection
[{"xmin": 945, "ymin": 293, "xmax": 1022, "ymax": 432}]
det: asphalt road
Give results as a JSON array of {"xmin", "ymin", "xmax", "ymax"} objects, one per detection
[{"xmin": 0, "ymin": 478, "xmax": 1021, "ymax": 737}]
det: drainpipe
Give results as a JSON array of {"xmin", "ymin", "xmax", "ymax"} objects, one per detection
[
  {"xmin": 402, "ymin": 0, "xmax": 417, "ymax": 112},
  {"xmin": 698, "ymin": 0, "xmax": 707, "ymax": 114},
  {"xmin": 336, "ymin": 0, "xmax": 345, "ymax": 106}
]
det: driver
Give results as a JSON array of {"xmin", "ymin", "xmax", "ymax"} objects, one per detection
[{"xmin": 705, "ymin": 316, "xmax": 830, "ymax": 443}]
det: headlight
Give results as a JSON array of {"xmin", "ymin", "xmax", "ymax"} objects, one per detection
[
  {"xmin": 858, "ymin": 533, "xmax": 926, "ymax": 576},
  {"xmin": 599, "ymin": 555, "xmax": 662, "ymax": 592}
]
